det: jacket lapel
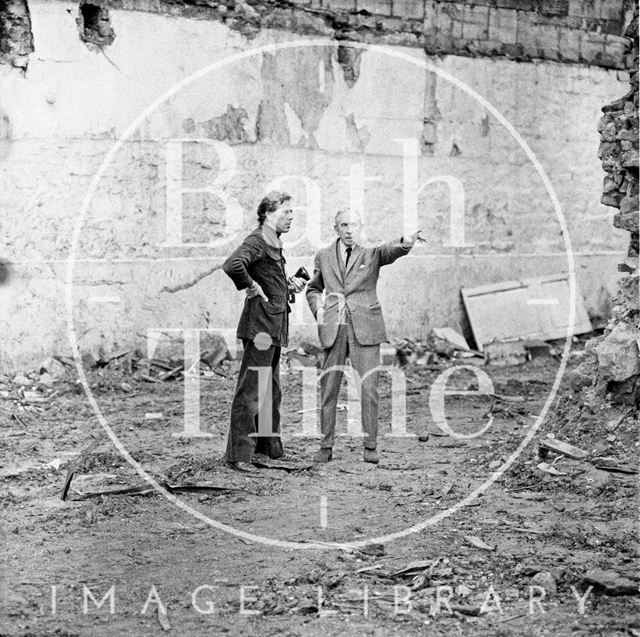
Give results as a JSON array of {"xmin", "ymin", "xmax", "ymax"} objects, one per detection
[{"xmin": 329, "ymin": 240, "xmax": 342, "ymax": 282}]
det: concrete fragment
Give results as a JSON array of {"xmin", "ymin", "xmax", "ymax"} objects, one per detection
[
  {"xmin": 595, "ymin": 321, "xmax": 640, "ymax": 382},
  {"xmin": 39, "ymin": 357, "xmax": 68, "ymax": 379},
  {"xmin": 618, "ymin": 275, "xmax": 639, "ymax": 311},
  {"xmin": 82, "ymin": 352, "xmax": 98, "ymax": 369},
  {"xmin": 432, "ymin": 327, "xmax": 470, "ymax": 351},
  {"xmin": 39, "ymin": 372, "xmax": 54, "ymax": 386},
  {"xmin": 570, "ymin": 368, "xmax": 593, "ymax": 391},
  {"xmin": 537, "ymin": 462, "xmax": 566, "ymax": 476},
  {"xmin": 583, "ymin": 569, "xmax": 638, "ymax": 596},
  {"xmin": 580, "ymin": 464, "xmax": 613, "ymax": 491},
  {"xmin": 484, "ymin": 339, "xmax": 527, "ymax": 367},
  {"xmin": 11, "ymin": 374, "xmax": 31, "ymax": 386}
]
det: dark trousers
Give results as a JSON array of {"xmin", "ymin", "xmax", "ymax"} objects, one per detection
[{"xmin": 224, "ymin": 339, "xmax": 284, "ymax": 463}]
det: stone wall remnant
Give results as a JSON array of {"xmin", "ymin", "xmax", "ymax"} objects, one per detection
[
  {"xmin": 0, "ymin": 2, "xmax": 632, "ymax": 370},
  {"xmin": 0, "ymin": 0, "xmax": 34, "ymax": 70},
  {"xmin": 111, "ymin": 0, "xmax": 633, "ymax": 69},
  {"xmin": 573, "ymin": 7, "xmax": 639, "ymax": 408}
]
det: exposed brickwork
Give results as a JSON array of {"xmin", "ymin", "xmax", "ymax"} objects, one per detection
[
  {"xmin": 112, "ymin": 0, "xmax": 634, "ymax": 69},
  {"xmin": 573, "ymin": 7, "xmax": 639, "ymax": 408},
  {"xmin": 0, "ymin": 0, "xmax": 34, "ymax": 71}
]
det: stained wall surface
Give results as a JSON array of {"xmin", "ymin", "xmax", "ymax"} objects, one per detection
[{"xmin": 0, "ymin": 1, "xmax": 630, "ymax": 369}]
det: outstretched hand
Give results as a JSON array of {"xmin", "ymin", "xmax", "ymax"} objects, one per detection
[{"xmin": 403, "ymin": 229, "xmax": 426, "ymax": 247}]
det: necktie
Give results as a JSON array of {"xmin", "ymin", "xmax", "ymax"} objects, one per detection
[{"xmin": 345, "ymin": 246, "xmax": 352, "ymax": 269}]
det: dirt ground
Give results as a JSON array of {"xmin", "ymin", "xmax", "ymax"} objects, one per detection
[{"xmin": 1, "ymin": 341, "xmax": 639, "ymax": 636}]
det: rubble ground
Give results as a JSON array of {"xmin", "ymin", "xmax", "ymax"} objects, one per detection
[{"xmin": 1, "ymin": 345, "xmax": 639, "ymax": 636}]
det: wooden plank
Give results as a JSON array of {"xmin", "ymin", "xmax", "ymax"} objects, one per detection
[{"xmin": 538, "ymin": 436, "xmax": 588, "ymax": 460}]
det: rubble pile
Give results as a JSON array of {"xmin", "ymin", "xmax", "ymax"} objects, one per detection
[
  {"xmin": 392, "ymin": 327, "xmax": 479, "ymax": 367},
  {"xmin": 0, "ymin": 336, "xmax": 235, "ymax": 404},
  {"xmin": 573, "ymin": 8, "xmax": 640, "ymax": 410}
]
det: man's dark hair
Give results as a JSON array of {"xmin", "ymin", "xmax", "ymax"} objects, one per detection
[{"xmin": 257, "ymin": 190, "xmax": 291, "ymax": 225}]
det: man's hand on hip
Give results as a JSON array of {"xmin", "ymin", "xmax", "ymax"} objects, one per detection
[{"xmin": 246, "ymin": 281, "xmax": 269, "ymax": 302}]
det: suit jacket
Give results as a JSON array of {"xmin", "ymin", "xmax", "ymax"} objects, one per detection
[
  {"xmin": 306, "ymin": 238, "xmax": 410, "ymax": 349},
  {"xmin": 223, "ymin": 226, "xmax": 290, "ymax": 347}
]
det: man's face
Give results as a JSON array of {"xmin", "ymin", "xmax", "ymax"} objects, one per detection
[
  {"xmin": 334, "ymin": 210, "xmax": 362, "ymax": 247},
  {"xmin": 268, "ymin": 200, "xmax": 294, "ymax": 234}
]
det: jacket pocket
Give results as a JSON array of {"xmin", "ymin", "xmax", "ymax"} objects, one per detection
[
  {"xmin": 259, "ymin": 298, "xmax": 286, "ymax": 315},
  {"xmin": 369, "ymin": 302, "xmax": 382, "ymax": 312},
  {"xmin": 324, "ymin": 293, "xmax": 344, "ymax": 311}
]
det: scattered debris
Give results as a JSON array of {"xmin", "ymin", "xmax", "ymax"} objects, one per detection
[
  {"xmin": 61, "ymin": 437, "xmax": 104, "ymax": 501},
  {"xmin": 583, "ymin": 568, "xmax": 639, "ymax": 596},
  {"xmin": 538, "ymin": 435, "xmax": 588, "ymax": 460},
  {"xmin": 449, "ymin": 603, "xmax": 482, "ymax": 616},
  {"xmin": 392, "ymin": 338, "xmax": 437, "ymax": 366},
  {"xmin": 157, "ymin": 608, "xmax": 171, "ymax": 632},
  {"xmin": 68, "ymin": 481, "xmax": 239, "ymax": 501},
  {"xmin": 530, "ymin": 571, "xmax": 557, "ymax": 595},
  {"xmin": 358, "ymin": 543, "xmax": 385, "ymax": 558},
  {"xmin": 524, "ymin": 339, "xmax": 551, "ymax": 360},
  {"xmin": 429, "ymin": 327, "xmax": 471, "ymax": 355},
  {"xmin": 536, "ymin": 462, "xmax": 567, "ymax": 476},
  {"xmin": 392, "ymin": 328, "xmax": 480, "ymax": 366},
  {"xmin": 462, "ymin": 535, "xmax": 495, "ymax": 551},
  {"xmin": 484, "ymin": 339, "xmax": 527, "ymax": 367},
  {"xmin": 456, "ymin": 583, "xmax": 472, "ymax": 597},
  {"xmin": 390, "ymin": 560, "xmax": 432, "ymax": 577},
  {"xmin": 251, "ymin": 455, "xmax": 313, "ymax": 472},
  {"xmin": 11, "ymin": 374, "xmax": 31, "ymax": 387},
  {"xmin": 286, "ymin": 350, "xmax": 318, "ymax": 368},
  {"xmin": 591, "ymin": 456, "xmax": 639, "ymax": 474}
]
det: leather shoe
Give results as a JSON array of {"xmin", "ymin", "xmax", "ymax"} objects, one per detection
[
  {"xmin": 225, "ymin": 460, "xmax": 261, "ymax": 474},
  {"xmin": 313, "ymin": 448, "xmax": 333, "ymax": 463},
  {"xmin": 363, "ymin": 448, "xmax": 379, "ymax": 464}
]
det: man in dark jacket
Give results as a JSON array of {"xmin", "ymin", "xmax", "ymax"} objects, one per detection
[{"xmin": 222, "ymin": 191, "xmax": 305, "ymax": 473}]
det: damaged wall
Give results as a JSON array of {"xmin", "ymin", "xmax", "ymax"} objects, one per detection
[
  {"xmin": 0, "ymin": 0, "xmax": 633, "ymax": 370},
  {"xmin": 572, "ymin": 8, "xmax": 639, "ymax": 408},
  {"xmin": 111, "ymin": 0, "xmax": 634, "ymax": 68},
  {"xmin": 0, "ymin": 0, "xmax": 34, "ymax": 70}
]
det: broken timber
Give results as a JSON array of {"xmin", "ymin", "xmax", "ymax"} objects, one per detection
[{"xmin": 538, "ymin": 436, "xmax": 588, "ymax": 460}]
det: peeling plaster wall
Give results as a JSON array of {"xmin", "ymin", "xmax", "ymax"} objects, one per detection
[{"xmin": 0, "ymin": 1, "xmax": 630, "ymax": 369}]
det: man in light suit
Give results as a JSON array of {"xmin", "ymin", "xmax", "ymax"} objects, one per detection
[{"xmin": 306, "ymin": 209, "xmax": 423, "ymax": 464}]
